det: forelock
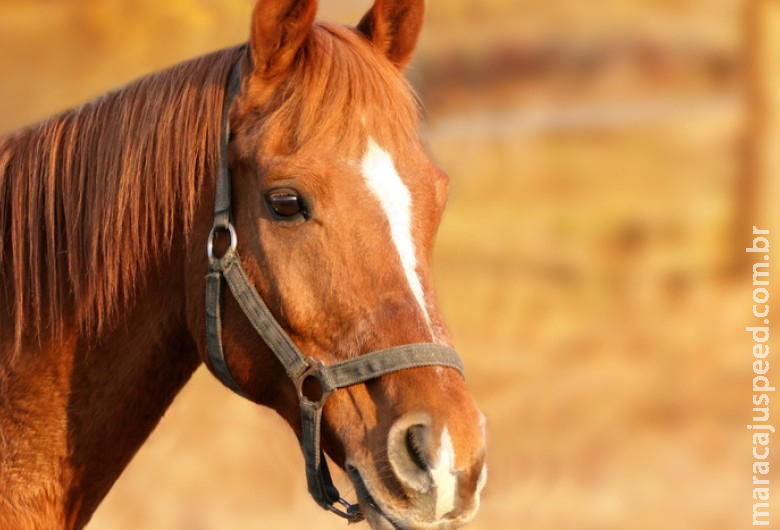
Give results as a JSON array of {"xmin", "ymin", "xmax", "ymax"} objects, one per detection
[{"xmin": 262, "ymin": 23, "xmax": 421, "ymax": 155}]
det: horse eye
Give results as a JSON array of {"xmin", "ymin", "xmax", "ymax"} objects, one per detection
[{"xmin": 266, "ymin": 191, "xmax": 304, "ymax": 219}]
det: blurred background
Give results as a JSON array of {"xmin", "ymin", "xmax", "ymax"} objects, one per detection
[{"xmin": 0, "ymin": 0, "xmax": 775, "ymax": 528}]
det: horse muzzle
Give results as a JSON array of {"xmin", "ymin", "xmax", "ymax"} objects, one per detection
[{"xmin": 346, "ymin": 412, "xmax": 488, "ymax": 530}]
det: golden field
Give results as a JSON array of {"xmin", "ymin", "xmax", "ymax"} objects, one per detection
[{"xmin": 0, "ymin": 1, "xmax": 773, "ymax": 529}]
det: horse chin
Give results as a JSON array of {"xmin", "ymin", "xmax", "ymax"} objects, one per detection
[
  {"xmin": 363, "ymin": 506, "xmax": 403, "ymax": 530},
  {"xmin": 346, "ymin": 465, "xmax": 474, "ymax": 530},
  {"xmin": 347, "ymin": 465, "xmax": 402, "ymax": 530},
  {"xmin": 365, "ymin": 508, "xmax": 404, "ymax": 530}
]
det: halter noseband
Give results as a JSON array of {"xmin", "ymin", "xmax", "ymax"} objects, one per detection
[{"xmin": 205, "ymin": 64, "xmax": 465, "ymax": 522}]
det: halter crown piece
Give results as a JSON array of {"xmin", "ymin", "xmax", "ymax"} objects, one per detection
[{"xmin": 205, "ymin": 64, "xmax": 466, "ymax": 522}]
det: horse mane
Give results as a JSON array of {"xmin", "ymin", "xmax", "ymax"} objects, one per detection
[
  {"xmin": 0, "ymin": 45, "xmax": 245, "ymax": 352},
  {"xmin": 0, "ymin": 22, "xmax": 420, "ymax": 355}
]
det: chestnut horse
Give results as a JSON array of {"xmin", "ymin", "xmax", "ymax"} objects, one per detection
[{"xmin": 0, "ymin": 1, "xmax": 486, "ymax": 528}]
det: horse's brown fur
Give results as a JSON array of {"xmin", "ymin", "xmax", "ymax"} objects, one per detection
[{"xmin": 0, "ymin": 1, "xmax": 486, "ymax": 528}]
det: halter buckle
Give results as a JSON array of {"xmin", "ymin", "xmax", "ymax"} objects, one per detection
[{"xmin": 295, "ymin": 357, "xmax": 333, "ymax": 408}]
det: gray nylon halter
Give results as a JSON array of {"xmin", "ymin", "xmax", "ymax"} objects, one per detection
[{"xmin": 205, "ymin": 63, "xmax": 465, "ymax": 522}]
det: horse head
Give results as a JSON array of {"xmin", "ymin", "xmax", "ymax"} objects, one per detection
[{"xmin": 184, "ymin": 1, "xmax": 487, "ymax": 527}]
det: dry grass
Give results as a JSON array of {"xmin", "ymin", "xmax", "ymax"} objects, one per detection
[{"xmin": 426, "ymin": 115, "xmax": 751, "ymax": 529}]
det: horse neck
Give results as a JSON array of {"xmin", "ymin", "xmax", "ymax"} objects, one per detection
[
  {"xmin": 0, "ymin": 227, "xmax": 201, "ymax": 530},
  {"xmin": 0, "ymin": 49, "xmax": 241, "ymax": 527}
]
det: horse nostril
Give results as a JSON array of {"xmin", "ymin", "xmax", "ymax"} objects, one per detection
[
  {"xmin": 405, "ymin": 424, "xmax": 430, "ymax": 471},
  {"xmin": 387, "ymin": 415, "xmax": 434, "ymax": 493}
]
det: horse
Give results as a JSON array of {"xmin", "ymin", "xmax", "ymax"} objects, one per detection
[{"xmin": 0, "ymin": 1, "xmax": 487, "ymax": 528}]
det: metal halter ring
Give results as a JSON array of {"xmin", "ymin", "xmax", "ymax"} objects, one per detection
[
  {"xmin": 326, "ymin": 497, "xmax": 365, "ymax": 522},
  {"xmin": 207, "ymin": 223, "xmax": 238, "ymax": 260},
  {"xmin": 295, "ymin": 358, "xmax": 333, "ymax": 408}
]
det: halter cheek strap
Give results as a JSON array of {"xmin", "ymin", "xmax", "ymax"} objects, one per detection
[{"xmin": 205, "ymin": 63, "xmax": 465, "ymax": 522}]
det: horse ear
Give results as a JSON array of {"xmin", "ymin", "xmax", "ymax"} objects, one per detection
[
  {"xmin": 250, "ymin": 0, "xmax": 318, "ymax": 79},
  {"xmin": 357, "ymin": 0, "xmax": 425, "ymax": 69}
]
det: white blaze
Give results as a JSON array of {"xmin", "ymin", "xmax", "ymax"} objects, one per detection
[
  {"xmin": 430, "ymin": 427, "xmax": 458, "ymax": 519},
  {"xmin": 360, "ymin": 137, "xmax": 431, "ymax": 327}
]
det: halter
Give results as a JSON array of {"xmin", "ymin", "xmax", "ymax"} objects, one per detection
[{"xmin": 205, "ymin": 64, "xmax": 465, "ymax": 522}]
